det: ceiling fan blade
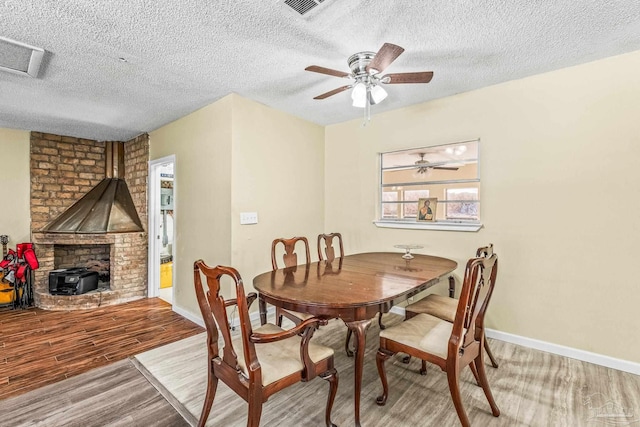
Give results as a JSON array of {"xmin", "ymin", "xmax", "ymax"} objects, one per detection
[
  {"xmin": 383, "ymin": 71, "xmax": 434, "ymax": 84},
  {"xmin": 433, "ymin": 166, "xmax": 459, "ymax": 171},
  {"xmin": 313, "ymin": 85, "xmax": 352, "ymax": 100},
  {"xmin": 366, "ymin": 43, "xmax": 405, "ymax": 74},
  {"xmin": 305, "ymin": 65, "xmax": 350, "ymax": 78}
]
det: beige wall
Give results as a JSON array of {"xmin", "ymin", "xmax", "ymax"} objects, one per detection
[
  {"xmin": 149, "ymin": 96, "xmax": 234, "ymax": 312},
  {"xmin": 324, "ymin": 50, "xmax": 640, "ymax": 362},
  {"xmin": 150, "ymin": 94, "xmax": 325, "ymax": 317},
  {"xmin": 0, "ymin": 128, "xmax": 31, "ymax": 245},
  {"xmin": 230, "ymin": 95, "xmax": 325, "ymax": 286}
]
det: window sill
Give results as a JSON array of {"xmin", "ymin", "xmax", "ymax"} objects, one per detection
[{"xmin": 373, "ymin": 220, "xmax": 483, "ymax": 232}]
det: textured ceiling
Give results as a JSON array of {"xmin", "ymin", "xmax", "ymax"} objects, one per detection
[{"xmin": 1, "ymin": 1, "xmax": 639, "ymax": 141}]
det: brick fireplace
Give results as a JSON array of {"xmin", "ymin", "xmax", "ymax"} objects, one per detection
[{"xmin": 30, "ymin": 132, "xmax": 149, "ymax": 310}]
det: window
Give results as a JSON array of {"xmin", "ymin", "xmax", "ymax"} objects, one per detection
[
  {"xmin": 377, "ymin": 139, "xmax": 481, "ymax": 230},
  {"xmin": 403, "ymin": 189, "xmax": 429, "ymax": 218},
  {"xmin": 381, "ymin": 190, "xmax": 398, "ymax": 218},
  {"xmin": 445, "ymin": 188, "xmax": 479, "ymax": 220}
]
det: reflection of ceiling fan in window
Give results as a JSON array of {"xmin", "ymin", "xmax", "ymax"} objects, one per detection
[{"xmin": 414, "ymin": 153, "xmax": 459, "ymax": 175}]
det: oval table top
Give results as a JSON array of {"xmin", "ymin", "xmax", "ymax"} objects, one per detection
[{"xmin": 253, "ymin": 252, "xmax": 457, "ymax": 317}]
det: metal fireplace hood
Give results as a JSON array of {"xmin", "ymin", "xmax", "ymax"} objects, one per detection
[{"xmin": 42, "ymin": 141, "xmax": 144, "ymax": 234}]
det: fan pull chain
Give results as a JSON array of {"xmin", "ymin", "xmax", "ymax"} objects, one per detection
[{"xmin": 362, "ymin": 86, "xmax": 372, "ymax": 127}]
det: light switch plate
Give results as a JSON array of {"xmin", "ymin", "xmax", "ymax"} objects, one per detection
[{"xmin": 240, "ymin": 212, "xmax": 258, "ymax": 225}]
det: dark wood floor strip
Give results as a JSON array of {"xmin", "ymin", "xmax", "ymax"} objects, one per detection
[{"xmin": 0, "ymin": 297, "xmax": 203, "ymax": 399}]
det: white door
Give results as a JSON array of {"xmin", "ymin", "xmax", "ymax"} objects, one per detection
[{"xmin": 148, "ymin": 156, "xmax": 176, "ymax": 304}]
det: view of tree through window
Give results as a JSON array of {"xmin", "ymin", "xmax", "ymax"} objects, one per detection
[
  {"xmin": 379, "ymin": 140, "xmax": 480, "ymax": 223},
  {"xmin": 382, "ymin": 191, "xmax": 398, "ymax": 218},
  {"xmin": 445, "ymin": 188, "xmax": 479, "ymax": 220}
]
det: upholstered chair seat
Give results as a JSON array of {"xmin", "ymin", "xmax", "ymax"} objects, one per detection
[
  {"xmin": 234, "ymin": 323, "xmax": 334, "ymax": 386},
  {"xmin": 406, "ymin": 294, "xmax": 456, "ymax": 323},
  {"xmin": 380, "ymin": 313, "xmax": 461, "ymax": 360}
]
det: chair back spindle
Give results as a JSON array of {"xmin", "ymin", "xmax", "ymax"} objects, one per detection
[
  {"xmin": 271, "ymin": 237, "xmax": 311, "ymax": 270},
  {"xmin": 454, "ymin": 253, "xmax": 498, "ymax": 351},
  {"xmin": 194, "ymin": 261, "xmax": 258, "ymax": 378},
  {"xmin": 317, "ymin": 233, "xmax": 344, "ymax": 262}
]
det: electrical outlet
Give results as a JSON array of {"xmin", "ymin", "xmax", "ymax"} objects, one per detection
[{"xmin": 240, "ymin": 212, "xmax": 258, "ymax": 225}]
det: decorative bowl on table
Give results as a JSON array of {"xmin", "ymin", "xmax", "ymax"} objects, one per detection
[{"xmin": 393, "ymin": 244, "xmax": 424, "ymax": 260}]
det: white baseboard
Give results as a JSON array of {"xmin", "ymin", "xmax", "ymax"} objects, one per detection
[
  {"xmin": 388, "ymin": 306, "xmax": 640, "ymax": 376},
  {"xmin": 484, "ymin": 328, "xmax": 640, "ymax": 376},
  {"xmin": 171, "ymin": 304, "xmax": 204, "ymax": 328},
  {"xmin": 171, "ymin": 303, "xmax": 275, "ymax": 330}
]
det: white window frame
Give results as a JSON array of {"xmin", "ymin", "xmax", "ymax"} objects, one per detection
[{"xmin": 374, "ymin": 139, "xmax": 483, "ymax": 232}]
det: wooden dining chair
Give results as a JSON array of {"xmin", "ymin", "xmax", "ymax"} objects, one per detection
[
  {"xmin": 404, "ymin": 244, "xmax": 499, "ymax": 368},
  {"xmin": 271, "ymin": 237, "xmax": 314, "ymax": 327},
  {"xmin": 194, "ymin": 260, "xmax": 338, "ymax": 427},
  {"xmin": 317, "ymin": 232, "xmax": 344, "ymax": 262},
  {"xmin": 375, "ymin": 252, "xmax": 500, "ymax": 427},
  {"xmin": 317, "ymin": 232, "xmax": 386, "ymax": 357}
]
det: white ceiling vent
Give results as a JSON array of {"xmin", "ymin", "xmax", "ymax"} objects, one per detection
[
  {"xmin": 282, "ymin": 0, "xmax": 329, "ymax": 17},
  {"xmin": 0, "ymin": 36, "xmax": 45, "ymax": 78}
]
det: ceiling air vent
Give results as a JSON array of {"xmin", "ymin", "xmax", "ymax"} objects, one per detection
[
  {"xmin": 0, "ymin": 36, "xmax": 44, "ymax": 78},
  {"xmin": 283, "ymin": 0, "xmax": 328, "ymax": 16}
]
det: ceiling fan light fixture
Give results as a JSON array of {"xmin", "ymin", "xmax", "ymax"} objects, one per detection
[
  {"xmin": 351, "ymin": 82, "xmax": 367, "ymax": 108},
  {"xmin": 413, "ymin": 167, "xmax": 431, "ymax": 178},
  {"xmin": 445, "ymin": 145, "xmax": 468, "ymax": 156},
  {"xmin": 370, "ymin": 84, "xmax": 387, "ymax": 104},
  {"xmin": 305, "ymin": 43, "xmax": 433, "ymax": 124},
  {"xmin": 351, "ymin": 82, "xmax": 365, "ymax": 100}
]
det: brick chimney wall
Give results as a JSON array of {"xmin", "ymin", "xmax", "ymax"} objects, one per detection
[
  {"xmin": 30, "ymin": 132, "xmax": 149, "ymax": 310},
  {"xmin": 30, "ymin": 133, "xmax": 105, "ymax": 231}
]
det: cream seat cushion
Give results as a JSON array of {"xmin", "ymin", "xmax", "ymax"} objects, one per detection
[
  {"xmin": 281, "ymin": 309, "xmax": 315, "ymax": 321},
  {"xmin": 406, "ymin": 294, "xmax": 457, "ymax": 323},
  {"xmin": 233, "ymin": 323, "xmax": 333, "ymax": 386},
  {"xmin": 379, "ymin": 313, "xmax": 457, "ymax": 360}
]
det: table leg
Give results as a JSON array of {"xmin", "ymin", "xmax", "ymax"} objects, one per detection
[
  {"xmin": 258, "ymin": 295, "xmax": 267, "ymax": 325},
  {"xmin": 345, "ymin": 319, "xmax": 372, "ymax": 427},
  {"xmin": 448, "ymin": 275, "xmax": 455, "ymax": 298}
]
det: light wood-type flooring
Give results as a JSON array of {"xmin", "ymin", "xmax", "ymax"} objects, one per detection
[
  {"xmin": 1, "ymin": 309, "xmax": 639, "ymax": 426},
  {"xmin": 0, "ymin": 297, "xmax": 203, "ymax": 399},
  {"xmin": 133, "ymin": 314, "xmax": 640, "ymax": 427},
  {"xmin": 0, "ymin": 358, "xmax": 189, "ymax": 427}
]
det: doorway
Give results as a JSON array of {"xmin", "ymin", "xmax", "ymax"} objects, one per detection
[{"xmin": 148, "ymin": 156, "xmax": 175, "ymax": 305}]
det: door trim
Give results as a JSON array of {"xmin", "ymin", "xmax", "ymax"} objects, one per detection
[{"xmin": 148, "ymin": 155, "xmax": 176, "ymax": 300}]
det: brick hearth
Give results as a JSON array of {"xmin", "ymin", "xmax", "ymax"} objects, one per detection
[{"xmin": 30, "ymin": 132, "xmax": 149, "ymax": 310}]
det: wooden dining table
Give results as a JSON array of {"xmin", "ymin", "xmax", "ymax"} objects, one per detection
[{"xmin": 253, "ymin": 252, "xmax": 457, "ymax": 426}]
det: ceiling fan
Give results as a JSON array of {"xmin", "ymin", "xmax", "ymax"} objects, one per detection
[
  {"xmin": 414, "ymin": 153, "xmax": 459, "ymax": 175},
  {"xmin": 305, "ymin": 43, "xmax": 433, "ymax": 124}
]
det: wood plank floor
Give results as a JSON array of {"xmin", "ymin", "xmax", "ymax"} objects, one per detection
[
  {"xmin": 2, "ymin": 307, "xmax": 639, "ymax": 426},
  {"xmin": 0, "ymin": 297, "xmax": 203, "ymax": 399},
  {"xmin": 0, "ymin": 359, "xmax": 189, "ymax": 427},
  {"xmin": 135, "ymin": 314, "xmax": 640, "ymax": 427}
]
